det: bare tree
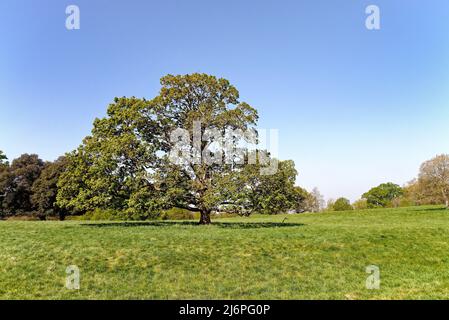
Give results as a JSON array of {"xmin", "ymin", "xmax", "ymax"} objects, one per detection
[
  {"xmin": 418, "ymin": 154, "xmax": 449, "ymax": 208},
  {"xmin": 308, "ymin": 187, "xmax": 325, "ymax": 212}
]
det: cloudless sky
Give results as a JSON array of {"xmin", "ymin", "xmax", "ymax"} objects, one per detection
[{"xmin": 1, "ymin": 0, "xmax": 449, "ymax": 201}]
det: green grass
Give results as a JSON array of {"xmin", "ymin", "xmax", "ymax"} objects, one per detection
[{"xmin": 0, "ymin": 206, "xmax": 449, "ymax": 299}]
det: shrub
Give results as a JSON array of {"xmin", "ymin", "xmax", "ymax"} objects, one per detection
[
  {"xmin": 161, "ymin": 208, "xmax": 197, "ymax": 220},
  {"xmin": 79, "ymin": 209, "xmax": 128, "ymax": 221},
  {"xmin": 332, "ymin": 198, "xmax": 353, "ymax": 211},
  {"xmin": 353, "ymin": 199, "xmax": 368, "ymax": 210},
  {"xmin": 80, "ymin": 207, "xmax": 162, "ymax": 221},
  {"xmin": 213, "ymin": 211, "xmax": 238, "ymax": 218}
]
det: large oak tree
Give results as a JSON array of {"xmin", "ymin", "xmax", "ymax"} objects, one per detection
[
  {"xmin": 57, "ymin": 74, "xmax": 301, "ymax": 224},
  {"xmin": 151, "ymin": 74, "xmax": 258, "ymax": 224}
]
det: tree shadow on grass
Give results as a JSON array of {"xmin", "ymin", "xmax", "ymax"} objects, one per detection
[
  {"xmin": 408, "ymin": 206, "xmax": 448, "ymax": 212},
  {"xmin": 81, "ymin": 221, "xmax": 305, "ymax": 229}
]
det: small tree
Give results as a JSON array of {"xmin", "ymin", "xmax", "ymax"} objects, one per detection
[
  {"xmin": 0, "ymin": 151, "xmax": 9, "ymax": 217},
  {"xmin": 418, "ymin": 154, "xmax": 449, "ymax": 208},
  {"xmin": 325, "ymin": 199, "xmax": 335, "ymax": 211},
  {"xmin": 0, "ymin": 151, "xmax": 7, "ymax": 166},
  {"xmin": 301, "ymin": 187, "xmax": 324, "ymax": 213},
  {"xmin": 353, "ymin": 199, "xmax": 368, "ymax": 210},
  {"xmin": 332, "ymin": 197, "xmax": 353, "ymax": 211},
  {"xmin": 362, "ymin": 182, "xmax": 403, "ymax": 208},
  {"xmin": 292, "ymin": 186, "xmax": 312, "ymax": 213}
]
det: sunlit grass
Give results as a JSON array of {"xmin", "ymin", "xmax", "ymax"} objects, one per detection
[{"xmin": 0, "ymin": 205, "xmax": 448, "ymax": 299}]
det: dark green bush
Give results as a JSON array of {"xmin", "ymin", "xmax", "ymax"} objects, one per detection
[
  {"xmin": 79, "ymin": 209, "xmax": 129, "ymax": 221},
  {"xmin": 161, "ymin": 208, "xmax": 197, "ymax": 220}
]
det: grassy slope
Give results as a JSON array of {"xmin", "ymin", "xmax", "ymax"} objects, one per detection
[{"xmin": 0, "ymin": 206, "xmax": 448, "ymax": 299}]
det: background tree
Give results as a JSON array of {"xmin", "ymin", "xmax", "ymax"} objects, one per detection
[
  {"xmin": 362, "ymin": 182, "xmax": 403, "ymax": 208},
  {"xmin": 305, "ymin": 187, "xmax": 324, "ymax": 212},
  {"xmin": 332, "ymin": 197, "xmax": 353, "ymax": 211},
  {"xmin": 31, "ymin": 156, "xmax": 69, "ymax": 220},
  {"xmin": 0, "ymin": 151, "xmax": 7, "ymax": 166},
  {"xmin": 0, "ymin": 151, "xmax": 9, "ymax": 217},
  {"xmin": 292, "ymin": 186, "xmax": 312, "ymax": 213},
  {"xmin": 401, "ymin": 179, "xmax": 438, "ymax": 206},
  {"xmin": 418, "ymin": 154, "xmax": 449, "ymax": 208},
  {"xmin": 325, "ymin": 199, "xmax": 335, "ymax": 211},
  {"xmin": 0, "ymin": 154, "xmax": 45, "ymax": 215},
  {"xmin": 352, "ymin": 198, "xmax": 368, "ymax": 210}
]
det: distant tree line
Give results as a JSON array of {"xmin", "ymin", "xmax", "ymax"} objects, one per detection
[
  {"xmin": 326, "ymin": 154, "xmax": 449, "ymax": 211},
  {"xmin": 0, "ymin": 153, "xmax": 68, "ymax": 220},
  {"xmin": 0, "ymin": 150, "xmax": 322, "ymax": 221}
]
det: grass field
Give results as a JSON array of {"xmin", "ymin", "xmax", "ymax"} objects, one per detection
[{"xmin": 0, "ymin": 206, "xmax": 448, "ymax": 299}]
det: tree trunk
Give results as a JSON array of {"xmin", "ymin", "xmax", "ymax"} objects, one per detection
[{"xmin": 199, "ymin": 210, "xmax": 211, "ymax": 225}]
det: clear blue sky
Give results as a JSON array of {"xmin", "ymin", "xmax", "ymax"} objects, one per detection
[{"xmin": 1, "ymin": 0, "xmax": 449, "ymax": 201}]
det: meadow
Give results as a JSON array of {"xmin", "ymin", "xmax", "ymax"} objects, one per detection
[{"xmin": 0, "ymin": 206, "xmax": 448, "ymax": 300}]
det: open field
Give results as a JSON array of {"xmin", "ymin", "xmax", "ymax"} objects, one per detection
[{"xmin": 0, "ymin": 206, "xmax": 448, "ymax": 299}]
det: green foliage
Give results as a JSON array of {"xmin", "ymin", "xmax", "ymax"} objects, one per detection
[
  {"xmin": 352, "ymin": 199, "xmax": 368, "ymax": 210},
  {"xmin": 292, "ymin": 186, "xmax": 312, "ymax": 213},
  {"xmin": 332, "ymin": 197, "xmax": 353, "ymax": 211},
  {"xmin": 79, "ymin": 207, "xmax": 196, "ymax": 221},
  {"xmin": 397, "ymin": 197, "xmax": 414, "ymax": 208},
  {"xmin": 0, "ymin": 154, "xmax": 45, "ymax": 215},
  {"xmin": 125, "ymin": 187, "xmax": 163, "ymax": 220},
  {"xmin": 0, "ymin": 151, "xmax": 8, "ymax": 217},
  {"xmin": 56, "ymin": 97, "xmax": 163, "ymax": 215},
  {"xmin": 152, "ymin": 73, "xmax": 259, "ymax": 224},
  {"xmin": 161, "ymin": 207, "xmax": 198, "ymax": 220},
  {"xmin": 56, "ymin": 73, "xmax": 269, "ymax": 224},
  {"xmin": 31, "ymin": 156, "xmax": 68, "ymax": 220},
  {"xmin": 232, "ymin": 159, "xmax": 298, "ymax": 215},
  {"xmin": 50, "ymin": 74, "xmax": 311, "ymax": 223},
  {"xmin": 362, "ymin": 182, "xmax": 404, "ymax": 208},
  {"xmin": 78, "ymin": 208, "xmax": 128, "ymax": 221}
]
